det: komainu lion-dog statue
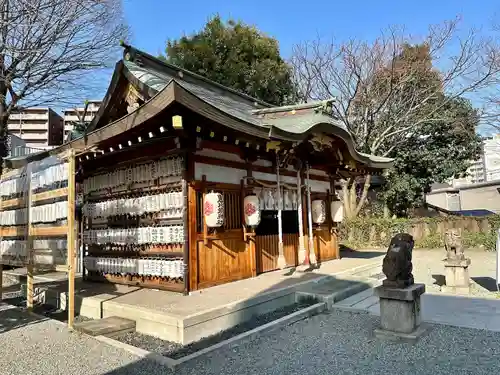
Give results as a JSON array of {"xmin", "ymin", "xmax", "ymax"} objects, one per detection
[{"xmin": 382, "ymin": 233, "xmax": 415, "ymax": 288}]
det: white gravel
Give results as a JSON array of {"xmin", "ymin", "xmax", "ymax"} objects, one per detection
[
  {"xmin": 2, "ymin": 301, "xmax": 500, "ymax": 374},
  {"xmin": 0, "ymin": 304, "xmax": 165, "ymax": 375},
  {"xmin": 171, "ymin": 309, "xmax": 500, "ymax": 375}
]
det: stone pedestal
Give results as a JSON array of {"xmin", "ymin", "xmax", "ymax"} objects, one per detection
[
  {"xmin": 442, "ymin": 258, "xmax": 471, "ymax": 294},
  {"xmin": 373, "ymin": 283, "xmax": 427, "ymax": 342}
]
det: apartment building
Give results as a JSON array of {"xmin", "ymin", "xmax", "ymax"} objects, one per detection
[
  {"xmin": 63, "ymin": 100, "xmax": 101, "ymax": 139},
  {"xmin": 450, "ymin": 135, "xmax": 500, "ymax": 187},
  {"xmin": 7, "ymin": 108, "xmax": 64, "ymax": 151}
]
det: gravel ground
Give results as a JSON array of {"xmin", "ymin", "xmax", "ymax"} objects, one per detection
[
  {"xmin": 169, "ymin": 309, "xmax": 500, "ymax": 375},
  {"xmin": 114, "ymin": 299, "xmax": 318, "ymax": 359},
  {"xmin": 3, "ymin": 296, "xmax": 92, "ymax": 324},
  {"xmin": 0, "ymin": 303, "xmax": 166, "ymax": 375}
]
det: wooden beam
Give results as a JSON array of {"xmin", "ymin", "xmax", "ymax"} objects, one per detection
[
  {"xmin": 32, "ymin": 187, "xmax": 68, "ymax": 203},
  {"xmin": 31, "ymin": 226, "xmax": 69, "ymax": 237},
  {"xmin": 0, "ymin": 197, "xmax": 26, "ymax": 210},
  {"xmin": 0, "ymin": 226, "xmax": 26, "ymax": 237},
  {"xmin": 0, "ymin": 167, "xmax": 25, "ymax": 180},
  {"xmin": 67, "ymin": 150, "xmax": 76, "ymax": 328},
  {"xmin": 193, "ymin": 154, "xmax": 331, "ymax": 182}
]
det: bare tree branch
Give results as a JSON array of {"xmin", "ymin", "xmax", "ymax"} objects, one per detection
[
  {"xmin": 291, "ymin": 17, "xmax": 500, "ymax": 216},
  {"xmin": 0, "ymin": 0, "xmax": 129, "ymax": 158}
]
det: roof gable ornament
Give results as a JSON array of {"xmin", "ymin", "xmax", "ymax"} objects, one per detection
[
  {"xmin": 309, "ymin": 133, "xmax": 335, "ymax": 152},
  {"xmin": 314, "ymin": 99, "xmax": 336, "ymax": 117}
]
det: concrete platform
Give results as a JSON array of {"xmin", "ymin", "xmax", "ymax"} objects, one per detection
[{"xmin": 74, "ymin": 316, "xmax": 136, "ymax": 337}]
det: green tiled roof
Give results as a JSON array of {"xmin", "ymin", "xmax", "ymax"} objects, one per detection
[{"xmin": 89, "ymin": 44, "xmax": 394, "ymax": 169}]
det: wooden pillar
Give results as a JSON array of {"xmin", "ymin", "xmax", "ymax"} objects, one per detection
[
  {"xmin": 186, "ymin": 152, "xmax": 197, "ymax": 292},
  {"xmin": 297, "ymin": 165, "xmax": 307, "ymax": 265},
  {"xmin": 201, "ymin": 175, "xmax": 208, "ymax": 245},
  {"xmin": 26, "ymin": 164, "xmax": 34, "ymax": 310},
  {"xmin": 301, "ymin": 171, "xmax": 310, "ymax": 266},
  {"xmin": 330, "ymin": 177, "xmax": 340, "ymax": 259},
  {"xmin": 0, "ymin": 263, "xmax": 3, "ymax": 301},
  {"xmin": 241, "ymin": 176, "xmax": 257, "ymax": 277},
  {"xmin": 276, "ymin": 153, "xmax": 286, "ymax": 269},
  {"xmin": 305, "ymin": 163, "xmax": 317, "ymax": 265},
  {"xmin": 182, "ymin": 177, "xmax": 189, "ymax": 295},
  {"xmin": 188, "ymin": 182, "xmax": 198, "ymax": 292},
  {"xmin": 67, "ymin": 149, "xmax": 76, "ymax": 328}
]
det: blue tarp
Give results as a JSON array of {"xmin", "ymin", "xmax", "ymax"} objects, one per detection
[{"xmin": 451, "ymin": 209, "xmax": 496, "ymax": 217}]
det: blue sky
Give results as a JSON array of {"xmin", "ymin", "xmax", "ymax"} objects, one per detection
[
  {"xmin": 119, "ymin": 0, "xmax": 498, "ymax": 134},
  {"xmin": 123, "ymin": 0, "xmax": 499, "ymax": 59}
]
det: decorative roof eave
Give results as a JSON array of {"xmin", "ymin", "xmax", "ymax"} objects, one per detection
[
  {"xmin": 264, "ymin": 114, "xmax": 393, "ymax": 169},
  {"xmin": 173, "ymin": 82, "xmax": 393, "ymax": 169}
]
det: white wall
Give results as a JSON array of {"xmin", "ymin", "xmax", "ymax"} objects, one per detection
[{"xmin": 195, "ymin": 149, "xmax": 331, "ymax": 192}]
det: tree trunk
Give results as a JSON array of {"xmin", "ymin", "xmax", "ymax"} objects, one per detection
[
  {"xmin": 342, "ymin": 174, "xmax": 372, "ymax": 219},
  {"xmin": 383, "ymin": 203, "xmax": 390, "ymax": 218}
]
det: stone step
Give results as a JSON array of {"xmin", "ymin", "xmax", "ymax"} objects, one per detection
[
  {"xmin": 296, "ymin": 276, "xmax": 378, "ymax": 309},
  {"xmin": 350, "ymin": 264, "xmax": 383, "ymax": 279},
  {"xmin": 73, "ymin": 316, "xmax": 136, "ymax": 337},
  {"xmin": 334, "ymin": 287, "xmax": 375, "ymax": 307}
]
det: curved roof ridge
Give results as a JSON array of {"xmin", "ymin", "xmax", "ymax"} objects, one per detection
[
  {"xmin": 120, "ymin": 42, "xmax": 272, "ymax": 109},
  {"xmin": 251, "ymin": 99, "xmax": 335, "ymax": 115}
]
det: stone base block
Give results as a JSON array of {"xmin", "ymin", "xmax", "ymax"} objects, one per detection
[
  {"xmin": 444, "ymin": 260, "xmax": 470, "ymax": 289},
  {"xmin": 374, "ymin": 324, "xmax": 429, "ymax": 343},
  {"xmin": 374, "ymin": 283, "xmax": 425, "ymax": 335}
]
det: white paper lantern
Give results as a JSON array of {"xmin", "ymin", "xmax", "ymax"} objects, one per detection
[
  {"xmin": 331, "ymin": 201, "xmax": 344, "ymax": 223},
  {"xmin": 244, "ymin": 195, "xmax": 261, "ymax": 227},
  {"xmin": 312, "ymin": 200, "xmax": 326, "ymax": 224},
  {"xmin": 204, "ymin": 192, "xmax": 224, "ymax": 228}
]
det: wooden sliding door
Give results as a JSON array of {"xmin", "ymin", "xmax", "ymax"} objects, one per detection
[{"xmin": 190, "ymin": 185, "xmax": 253, "ymax": 290}]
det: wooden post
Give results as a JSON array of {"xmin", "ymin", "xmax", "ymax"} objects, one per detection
[
  {"xmin": 201, "ymin": 175, "xmax": 208, "ymax": 245},
  {"xmin": 330, "ymin": 177, "xmax": 340, "ymax": 259},
  {"xmin": 26, "ymin": 164, "xmax": 34, "ymax": 310},
  {"xmin": 182, "ymin": 178, "xmax": 189, "ymax": 295},
  {"xmin": 0, "ymin": 263, "xmax": 3, "ymax": 301},
  {"xmin": 276, "ymin": 153, "xmax": 286, "ymax": 269},
  {"xmin": 296, "ymin": 164, "xmax": 306, "ymax": 265},
  {"xmin": 305, "ymin": 163, "xmax": 317, "ymax": 265},
  {"xmin": 241, "ymin": 178, "xmax": 257, "ymax": 277},
  {"xmin": 67, "ymin": 150, "xmax": 76, "ymax": 328},
  {"xmin": 187, "ymin": 182, "xmax": 198, "ymax": 292}
]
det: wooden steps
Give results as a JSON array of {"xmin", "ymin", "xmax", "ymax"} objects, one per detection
[{"xmin": 73, "ymin": 316, "xmax": 135, "ymax": 337}]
